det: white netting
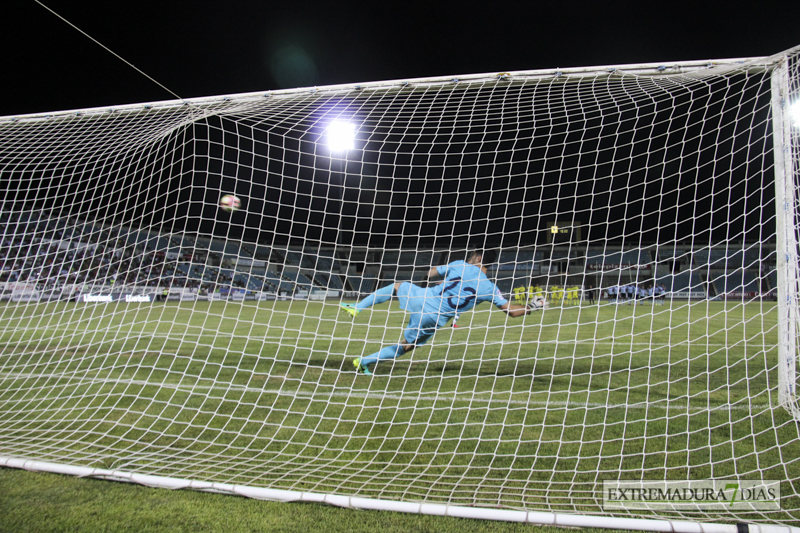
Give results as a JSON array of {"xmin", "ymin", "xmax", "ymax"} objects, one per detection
[{"xmin": 1, "ymin": 47, "xmax": 799, "ymax": 527}]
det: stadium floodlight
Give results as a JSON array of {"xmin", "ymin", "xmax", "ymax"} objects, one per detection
[
  {"xmin": 326, "ymin": 119, "xmax": 356, "ymax": 152},
  {"xmin": 791, "ymin": 100, "xmax": 800, "ymax": 127}
]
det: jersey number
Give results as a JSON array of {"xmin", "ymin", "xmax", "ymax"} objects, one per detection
[{"xmin": 442, "ymin": 277, "xmax": 476, "ymax": 311}]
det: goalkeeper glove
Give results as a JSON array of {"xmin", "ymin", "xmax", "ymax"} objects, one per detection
[{"xmin": 527, "ymin": 296, "xmax": 548, "ymax": 311}]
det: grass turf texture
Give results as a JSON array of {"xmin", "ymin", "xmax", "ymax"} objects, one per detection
[
  {"xmin": 0, "ymin": 299, "xmax": 798, "ymax": 525},
  {"xmin": 2, "ymin": 468, "xmax": 615, "ymax": 533}
]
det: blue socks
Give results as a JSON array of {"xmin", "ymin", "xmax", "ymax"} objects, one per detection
[
  {"xmin": 361, "ymin": 344, "xmax": 405, "ymax": 367},
  {"xmin": 356, "ymin": 284, "xmax": 394, "ymax": 311}
]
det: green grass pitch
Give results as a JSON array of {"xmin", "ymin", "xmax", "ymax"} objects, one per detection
[
  {"xmin": 0, "ymin": 299, "xmax": 798, "ymax": 525},
  {"xmin": 0, "ymin": 467, "xmax": 616, "ymax": 533}
]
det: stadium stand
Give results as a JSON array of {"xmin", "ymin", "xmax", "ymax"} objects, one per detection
[
  {"xmin": 655, "ymin": 248, "xmax": 694, "ymax": 262},
  {"xmin": 0, "ymin": 211, "xmax": 779, "ymax": 302},
  {"xmin": 585, "ymin": 249, "xmax": 651, "ymax": 267},
  {"xmin": 710, "ymin": 270, "xmax": 762, "ymax": 294},
  {"xmin": 655, "ymin": 272, "xmax": 705, "ymax": 293},
  {"xmin": 692, "ymin": 246, "xmax": 763, "ymax": 269}
]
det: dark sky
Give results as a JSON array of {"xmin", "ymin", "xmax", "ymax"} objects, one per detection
[{"xmin": 4, "ymin": 1, "xmax": 800, "ymax": 117}]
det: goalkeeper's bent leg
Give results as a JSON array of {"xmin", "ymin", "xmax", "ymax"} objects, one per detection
[
  {"xmin": 360, "ymin": 344, "xmax": 407, "ymax": 368},
  {"xmin": 356, "ymin": 284, "xmax": 395, "ymax": 311}
]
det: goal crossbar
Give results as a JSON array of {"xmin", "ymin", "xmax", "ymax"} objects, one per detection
[{"xmin": 1, "ymin": 54, "xmax": 788, "ymax": 124}]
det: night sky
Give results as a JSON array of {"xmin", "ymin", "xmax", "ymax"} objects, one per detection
[
  {"xmin": 3, "ymin": 1, "xmax": 800, "ymax": 117},
  {"xmin": 2, "ymin": 1, "xmax": 799, "ymax": 249}
]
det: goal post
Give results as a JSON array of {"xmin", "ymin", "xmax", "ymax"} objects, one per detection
[
  {"xmin": 771, "ymin": 56, "xmax": 800, "ymax": 418},
  {"xmin": 2, "ymin": 46, "xmax": 800, "ymax": 532}
]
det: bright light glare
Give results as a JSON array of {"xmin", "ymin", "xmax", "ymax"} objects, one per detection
[
  {"xmin": 791, "ymin": 101, "xmax": 800, "ymax": 128},
  {"xmin": 326, "ymin": 120, "xmax": 356, "ymax": 152}
]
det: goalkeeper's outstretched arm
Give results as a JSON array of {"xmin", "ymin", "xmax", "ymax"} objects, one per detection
[
  {"xmin": 499, "ymin": 296, "xmax": 548, "ymax": 318},
  {"xmin": 499, "ymin": 302, "xmax": 532, "ymax": 318}
]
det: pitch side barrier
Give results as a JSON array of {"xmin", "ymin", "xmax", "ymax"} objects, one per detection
[
  {"xmin": 0, "ymin": 283, "xmax": 287, "ymax": 303},
  {"xmin": 0, "ymin": 283, "xmax": 158, "ymax": 303},
  {"xmin": 716, "ymin": 291, "xmax": 778, "ymax": 300},
  {"xmin": 0, "ymin": 284, "xmax": 776, "ymax": 304}
]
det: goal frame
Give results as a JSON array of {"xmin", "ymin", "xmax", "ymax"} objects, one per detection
[
  {"xmin": 0, "ymin": 56, "xmax": 772, "ymax": 124},
  {"xmin": 771, "ymin": 59, "xmax": 800, "ymax": 418}
]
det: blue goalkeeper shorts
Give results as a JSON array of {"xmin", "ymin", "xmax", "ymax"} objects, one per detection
[{"xmin": 397, "ymin": 282, "xmax": 450, "ymax": 346}]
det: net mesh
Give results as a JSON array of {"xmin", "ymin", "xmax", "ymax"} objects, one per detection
[{"xmin": 1, "ymin": 48, "xmax": 799, "ymax": 525}]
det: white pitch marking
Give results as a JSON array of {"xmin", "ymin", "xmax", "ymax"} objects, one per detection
[{"xmin": 0, "ymin": 370, "xmax": 773, "ymax": 412}]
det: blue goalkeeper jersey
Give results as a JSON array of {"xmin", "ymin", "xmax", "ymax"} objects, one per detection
[{"xmin": 426, "ymin": 261, "xmax": 508, "ymax": 318}]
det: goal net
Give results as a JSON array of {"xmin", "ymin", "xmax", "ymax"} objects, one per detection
[{"xmin": 1, "ymin": 45, "xmax": 799, "ymax": 529}]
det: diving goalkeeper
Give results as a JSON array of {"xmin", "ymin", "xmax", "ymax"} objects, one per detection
[{"xmin": 339, "ymin": 249, "xmax": 544, "ymax": 375}]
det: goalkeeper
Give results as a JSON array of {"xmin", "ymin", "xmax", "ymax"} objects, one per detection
[{"xmin": 340, "ymin": 249, "xmax": 542, "ymax": 375}]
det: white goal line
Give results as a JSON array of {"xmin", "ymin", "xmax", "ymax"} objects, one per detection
[{"xmin": 0, "ymin": 370, "xmax": 773, "ymax": 412}]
